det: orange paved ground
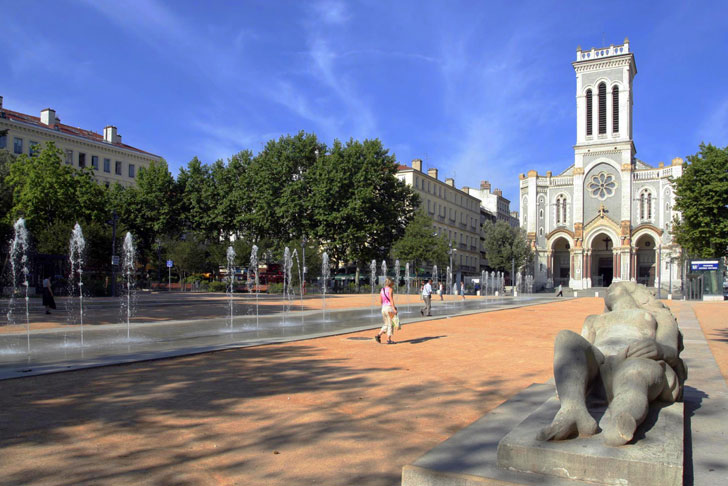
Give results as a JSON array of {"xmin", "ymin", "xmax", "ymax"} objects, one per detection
[
  {"xmin": 692, "ymin": 301, "xmax": 728, "ymax": 386},
  {"xmin": 1, "ymin": 298, "xmax": 726, "ymax": 486}
]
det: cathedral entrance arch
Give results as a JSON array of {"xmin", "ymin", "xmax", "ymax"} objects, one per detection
[
  {"xmin": 588, "ymin": 232, "xmax": 616, "ymax": 287},
  {"xmin": 634, "ymin": 233, "xmax": 657, "ymax": 286},
  {"xmin": 550, "ymin": 237, "xmax": 571, "ymax": 287}
]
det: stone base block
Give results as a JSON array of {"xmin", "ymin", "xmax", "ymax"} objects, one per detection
[
  {"xmin": 497, "ymin": 397, "xmax": 683, "ymax": 486},
  {"xmin": 402, "ymin": 383, "xmax": 684, "ymax": 486}
]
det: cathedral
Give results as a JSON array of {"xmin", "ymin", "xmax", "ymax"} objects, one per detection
[{"xmin": 519, "ymin": 39, "xmax": 682, "ymax": 291}]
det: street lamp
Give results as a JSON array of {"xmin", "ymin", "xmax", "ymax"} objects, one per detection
[
  {"xmin": 106, "ymin": 210, "xmax": 119, "ymax": 297},
  {"xmin": 302, "ymin": 235, "xmax": 307, "ymax": 295}
]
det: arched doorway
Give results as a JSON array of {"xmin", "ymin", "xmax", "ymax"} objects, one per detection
[
  {"xmin": 551, "ymin": 237, "xmax": 571, "ymax": 287},
  {"xmin": 590, "ymin": 232, "xmax": 615, "ymax": 287},
  {"xmin": 634, "ymin": 234, "xmax": 657, "ymax": 286}
]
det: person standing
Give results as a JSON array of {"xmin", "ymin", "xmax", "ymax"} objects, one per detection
[
  {"xmin": 461, "ymin": 281, "xmax": 466, "ymax": 300},
  {"xmin": 375, "ymin": 278, "xmax": 398, "ymax": 344},
  {"xmin": 42, "ymin": 276, "xmax": 56, "ymax": 315},
  {"xmin": 556, "ymin": 284, "xmax": 563, "ymax": 297},
  {"xmin": 420, "ymin": 278, "xmax": 433, "ymax": 316},
  {"xmin": 438, "ymin": 282, "xmax": 444, "ymax": 300}
]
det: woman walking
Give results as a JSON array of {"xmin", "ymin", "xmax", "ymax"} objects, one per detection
[
  {"xmin": 374, "ymin": 278, "xmax": 398, "ymax": 344},
  {"xmin": 42, "ymin": 276, "xmax": 56, "ymax": 315}
]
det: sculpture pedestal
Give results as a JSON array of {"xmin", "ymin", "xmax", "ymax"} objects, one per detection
[
  {"xmin": 402, "ymin": 383, "xmax": 684, "ymax": 486},
  {"xmin": 497, "ymin": 397, "xmax": 683, "ymax": 486}
]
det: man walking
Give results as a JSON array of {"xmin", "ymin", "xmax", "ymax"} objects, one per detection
[{"xmin": 421, "ymin": 278, "xmax": 433, "ymax": 316}]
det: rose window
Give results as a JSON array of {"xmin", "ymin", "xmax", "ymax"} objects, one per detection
[{"xmin": 588, "ymin": 172, "xmax": 616, "ymax": 200}]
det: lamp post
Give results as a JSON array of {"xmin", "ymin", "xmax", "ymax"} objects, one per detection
[
  {"xmin": 448, "ymin": 241, "xmax": 455, "ymax": 295},
  {"xmin": 106, "ymin": 210, "xmax": 119, "ymax": 297},
  {"xmin": 657, "ymin": 245, "xmax": 662, "ymax": 300},
  {"xmin": 301, "ymin": 235, "xmax": 307, "ymax": 295}
]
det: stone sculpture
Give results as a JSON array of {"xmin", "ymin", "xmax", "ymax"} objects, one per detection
[{"xmin": 538, "ymin": 281, "xmax": 687, "ymax": 446}]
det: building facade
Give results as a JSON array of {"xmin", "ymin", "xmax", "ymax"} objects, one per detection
[
  {"xmin": 0, "ymin": 96, "xmax": 162, "ymax": 187},
  {"xmin": 519, "ymin": 40, "xmax": 682, "ymax": 290},
  {"xmin": 397, "ymin": 159, "xmax": 481, "ymax": 276}
]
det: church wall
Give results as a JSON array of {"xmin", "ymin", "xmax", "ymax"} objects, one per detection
[
  {"xmin": 583, "ymin": 162, "xmax": 621, "ymax": 225},
  {"xmin": 581, "ymin": 69, "xmax": 624, "ymax": 88}
]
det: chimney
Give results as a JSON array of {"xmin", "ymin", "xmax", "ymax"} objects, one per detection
[
  {"xmin": 412, "ymin": 159, "xmax": 423, "ymax": 172},
  {"xmin": 445, "ymin": 177, "xmax": 455, "ymax": 187},
  {"xmin": 427, "ymin": 168, "xmax": 438, "ymax": 179},
  {"xmin": 480, "ymin": 180, "xmax": 491, "ymax": 191},
  {"xmin": 40, "ymin": 108, "xmax": 56, "ymax": 126},
  {"xmin": 494, "ymin": 189, "xmax": 503, "ymax": 197},
  {"xmin": 104, "ymin": 125, "xmax": 119, "ymax": 144}
]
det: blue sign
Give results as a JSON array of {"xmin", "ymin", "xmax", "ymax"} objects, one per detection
[
  {"xmin": 166, "ymin": 260, "xmax": 174, "ymax": 268},
  {"xmin": 691, "ymin": 261, "xmax": 719, "ymax": 271}
]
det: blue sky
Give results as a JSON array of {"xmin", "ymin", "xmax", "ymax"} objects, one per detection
[{"xmin": 2, "ymin": 0, "xmax": 727, "ymax": 204}]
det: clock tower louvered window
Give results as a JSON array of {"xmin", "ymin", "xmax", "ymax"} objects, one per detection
[
  {"xmin": 612, "ymin": 86, "xmax": 619, "ymax": 133},
  {"xmin": 585, "ymin": 89, "xmax": 593, "ymax": 136},
  {"xmin": 598, "ymin": 82, "xmax": 607, "ymax": 134}
]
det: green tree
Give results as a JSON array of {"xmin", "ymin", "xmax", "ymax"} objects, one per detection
[
  {"xmin": 0, "ymin": 150, "xmax": 15, "ymax": 245},
  {"xmin": 242, "ymin": 131, "xmax": 324, "ymax": 245},
  {"xmin": 392, "ymin": 210, "xmax": 449, "ymax": 275},
  {"xmin": 110, "ymin": 159, "xmax": 179, "ymax": 264},
  {"xmin": 177, "ymin": 157, "xmax": 220, "ymax": 239},
  {"xmin": 308, "ymin": 138, "xmax": 419, "ymax": 273},
  {"xmin": 482, "ymin": 220, "xmax": 532, "ymax": 272},
  {"xmin": 672, "ymin": 143, "xmax": 728, "ymax": 259},
  {"xmin": 6, "ymin": 142, "xmax": 109, "ymax": 234}
]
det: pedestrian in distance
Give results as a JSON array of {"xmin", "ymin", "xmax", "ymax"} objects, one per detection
[
  {"xmin": 438, "ymin": 282, "xmax": 444, "ymax": 300},
  {"xmin": 421, "ymin": 278, "xmax": 433, "ymax": 316},
  {"xmin": 42, "ymin": 276, "xmax": 56, "ymax": 315},
  {"xmin": 556, "ymin": 284, "xmax": 563, "ymax": 297},
  {"xmin": 374, "ymin": 278, "xmax": 398, "ymax": 344},
  {"xmin": 461, "ymin": 281, "xmax": 466, "ymax": 300}
]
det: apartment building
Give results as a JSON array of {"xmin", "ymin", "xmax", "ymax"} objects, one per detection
[
  {"xmin": 0, "ymin": 96, "xmax": 162, "ymax": 187},
  {"xmin": 397, "ymin": 159, "xmax": 481, "ymax": 276}
]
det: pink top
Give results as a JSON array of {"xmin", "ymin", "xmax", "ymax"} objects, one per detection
[{"xmin": 380, "ymin": 287, "xmax": 393, "ymax": 306}]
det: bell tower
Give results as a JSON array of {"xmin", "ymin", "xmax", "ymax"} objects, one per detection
[
  {"xmin": 571, "ymin": 39, "xmax": 637, "ymax": 286},
  {"xmin": 573, "ymin": 38, "xmax": 636, "ymax": 148}
]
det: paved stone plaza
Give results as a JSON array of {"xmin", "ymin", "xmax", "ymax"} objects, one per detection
[{"xmin": 0, "ymin": 298, "xmax": 725, "ymax": 485}]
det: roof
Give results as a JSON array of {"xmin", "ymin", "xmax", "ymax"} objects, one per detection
[{"xmin": 0, "ymin": 107, "xmax": 161, "ymax": 158}]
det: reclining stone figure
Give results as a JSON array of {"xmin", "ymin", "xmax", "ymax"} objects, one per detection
[{"xmin": 537, "ymin": 281, "xmax": 686, "ymax": 446}]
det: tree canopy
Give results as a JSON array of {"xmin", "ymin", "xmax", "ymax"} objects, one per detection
[
  {"xmin": 482, "ymin": 220, "xmax": 532, "ymax": 272},
  {"xmin": 672, "ymin": 143, "xmax": 728, "ymax": 259},
  {"xmin": 392, "ymin": 209, "xmax": 448, "ymax": 274},
  {"xmin": 6, "ymin": 142, "xmax": 108, "ymax": 234},
  {"xmin": 308, "ymin": 138, "xmax": 419, "ymax": 268}
]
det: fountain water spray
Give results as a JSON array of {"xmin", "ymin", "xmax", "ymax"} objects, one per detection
[
  {"xmin": 69, "ymin": 223, "xmax": 86, "ymax": 346},
  {"xmin": 7, "ymin": 218, "xmax": 31, "ymax": 353},
  {"xmin": 381, "ymin": 260, "xmax": 387, "ymax": 286},
  {"xmin": 394, "ymin": 259, "xmax": 400, "ymax": 294},
  {"xmin": 481, "ymin": 270, "xmax": 486, "ymax": 299},
  {"xmin": 249, "ymin": 245, "xmax": 259, "ymax": 329},
  {"xmin": 226, "ymin": 246, "xmax": 236, "ymax": 329},
  {"xmin": 321, "ymin": 252, "xmax": 330, "ymax": 319},
  {"xmin": 432, "ymin": 265, "xmax": 438, "ymax": 291},
  {"xmin": 122, "ymin": 232, "xmax": 136, "ymax": 340}
]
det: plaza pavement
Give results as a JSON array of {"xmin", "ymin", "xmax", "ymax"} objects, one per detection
[{"xmin": 0, "ymin": 298, "xmax": 725, "ymax": 486}]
